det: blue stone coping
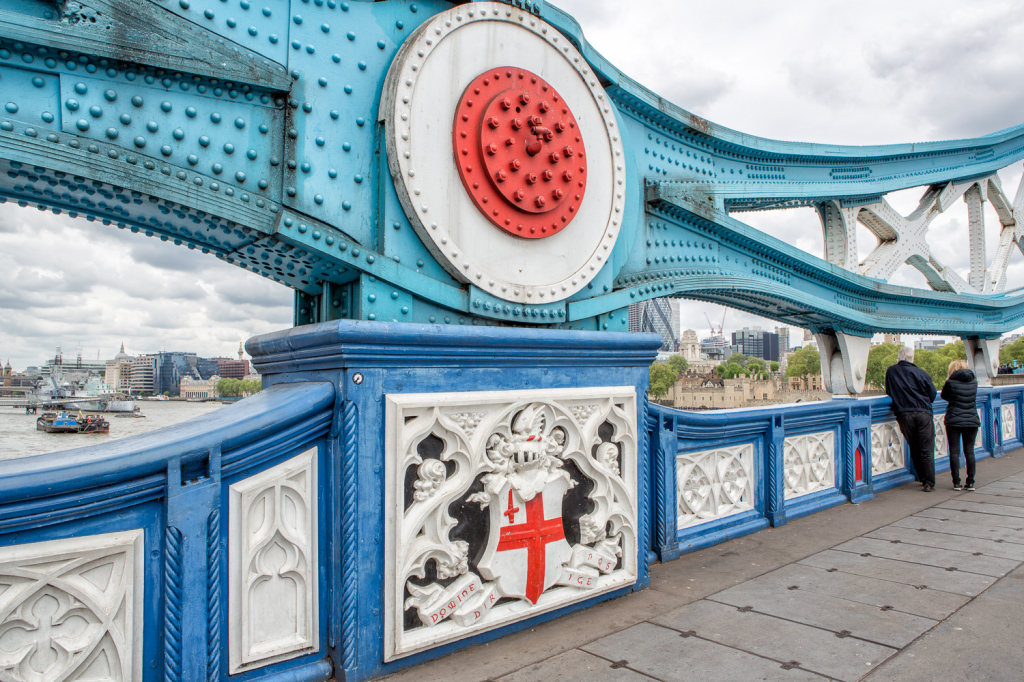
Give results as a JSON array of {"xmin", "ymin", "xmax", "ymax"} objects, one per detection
[
  {"xmin": 246, "ymin": 319, "xmax": 665, "ymax": 371},
  {"xmin": 0, "ymin": 381, "xmax": 336, "ymax": 507}
]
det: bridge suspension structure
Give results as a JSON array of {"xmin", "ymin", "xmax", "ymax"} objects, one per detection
[
  {"xmin": 2, "ymin": 1, "xmax": 1024, "ymax": 392},
  {"xmin": 5, "ymin": 4, "xmax": 1024, "ymax": 682}
]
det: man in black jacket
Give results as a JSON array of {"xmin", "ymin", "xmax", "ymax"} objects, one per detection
[{"xmin": 885, "ymin": 347, "xmax": 938, "ymax": 491}]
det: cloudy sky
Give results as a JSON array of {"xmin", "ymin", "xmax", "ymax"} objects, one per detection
[{"xmin": 3, "ymin": 0, "xmax": 1024, "ymax": 369}]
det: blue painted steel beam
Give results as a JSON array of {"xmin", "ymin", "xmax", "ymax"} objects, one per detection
[{"xmin": 1, "ymin": 0, "xmax": 1023, "ymax": 337}]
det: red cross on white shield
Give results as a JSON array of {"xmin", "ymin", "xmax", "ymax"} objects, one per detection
[{"xmin": 477, "ymin": 476, "xmax": 573, "ymax": 605}]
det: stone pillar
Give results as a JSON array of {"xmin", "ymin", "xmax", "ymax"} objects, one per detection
[{"xmin": 247, "ymin": 320, "xmax": 661, "ymax": 682}]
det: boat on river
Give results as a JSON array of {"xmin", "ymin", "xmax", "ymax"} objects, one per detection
[{"xmin": 36, "ymin": 411, "xmax": 110, "ymax": 434}]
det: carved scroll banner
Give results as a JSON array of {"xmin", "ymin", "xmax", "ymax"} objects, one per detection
[
  {"xmin": 0, "ymin": 529, "xmax": 144, "ymax": 682},
  {"xmin": 384, "ymin": 387, "xmax": 639, "ymax": 660}
]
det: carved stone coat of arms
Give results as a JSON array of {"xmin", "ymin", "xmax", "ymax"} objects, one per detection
[{"xmin": 384, "ymin": 387, "xmax": 638, "ymax": 660}]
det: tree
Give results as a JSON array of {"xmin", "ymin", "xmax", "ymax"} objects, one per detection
[
  {"xmin": 747, "ymin": 358, "xmax": 766, "ymax": 374},
  {"xmin": 725, "ymin": 353, "xmax": 747, "ymax": 368},
  {"xmin": 666, "ymin": 355, "xmax": 689, "ymax": 376},
  {"xmin": 217, "ymin": 378, "xmax": 242, "ymax": 397},
  {"xmin": 649, "ymin": 363, "xmax": 678, "ymax": 399},
  {"xmin": 785, "ymin": 345, "xmax": 821, "ymax": 378},
  {"xmin": 866, "ymin": 343, "xmax": 899, "ymax": 388},
  {"xmin": 1001, "ymin": 337, "xmax": 1024, "ymax": 366},
  {"xmin": 718, "ymin": 363, "xmax": 748, "ymax": 379},
  {"xmin": 769, "ymin": 361, "xmax": 780, "ymax": 372}
]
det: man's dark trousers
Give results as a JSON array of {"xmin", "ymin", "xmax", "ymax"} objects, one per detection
[{"xmin": 896, "ymin": 411, "xmax": 935, "ymax": 486}]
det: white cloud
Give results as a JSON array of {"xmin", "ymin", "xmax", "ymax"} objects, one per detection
[{"xmin": 2, "ymin": 0, "xmax": 1023, "ymax": 368}]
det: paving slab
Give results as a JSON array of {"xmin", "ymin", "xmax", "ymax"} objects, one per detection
[
  {"xmin": 974, "ymin": 477, "xmax": 1024, "ymax": 489},
  {"xmin": 833, "ymin": 536, "xmax": 1019, "ymax": 576},
  {"xmin": 798, "ymin": 549, "xmax": 997, "ymax": 596},
  {"xmin": 581, "ymin": 621, "xmax": 825, "ymax": 682},
  {"xmin": 863, "ymin": 564, "xmax": 1024, "ymax": 682},
  {"xmin": 916, "ymin": 507, "xmax": 1024, "ymax": 529},
  {"xmin": 494, "ymin": 649, "xmax": 653, "ymax": 682},
  {"xmin": 651, "ymin": 598, "xmax": 896, "ymax": 682},
  {"xmin": 755, "ymin": 563, "xmax": 969, "ymax": 621},
  {"xmin": 376, "ymin": 587, "xmax": 689, "ymax": 682},
  {"xmin": 934, "ymin": 499, "xmax": 1024, "ymax": 518},
  {"xmin": 708, "ymin": 579, "xmax": 937, "ymax": 649},
  {"xmin": 959, "ymin": 490, "xmax": 1024, "ymax": 508},
  {"xmin": 864, "ymin": 525, "xmax": 1024, "ymax": 563},
  {"xmin": 891, "ymin": 515, "xmax": 1024, "ymax": 544}
]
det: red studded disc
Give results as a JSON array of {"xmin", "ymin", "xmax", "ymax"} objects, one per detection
[{"xmin": 452, "ymin": 67, "xmax": 587, "ymax": 239}]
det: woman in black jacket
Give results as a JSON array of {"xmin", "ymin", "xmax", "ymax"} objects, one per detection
[{"xmin": 940, "ymin": 360, "xmax": 980, "ymax": 491}]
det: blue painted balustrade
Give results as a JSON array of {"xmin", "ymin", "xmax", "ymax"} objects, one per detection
[
  {"xmin": 647, "ymin": 385, "xmax": 1024, "ymax": 562},
  {"xmin": 1, "ymin": 322, "xmax": 1020, "ymax": 682}
]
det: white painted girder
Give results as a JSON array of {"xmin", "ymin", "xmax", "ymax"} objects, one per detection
[{"xmin": 824, "ymin": 170, "xmax": 1024, "ymax": 297}]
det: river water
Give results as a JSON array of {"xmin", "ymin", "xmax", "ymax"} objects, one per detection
[{"xmin": 0, "ymin": 400, "xmax": 227, "ymax": 461}]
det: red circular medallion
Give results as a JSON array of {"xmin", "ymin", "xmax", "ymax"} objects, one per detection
[{"xmin": 452, "ymin": 68, "xmax": 587, "ymax": 239}]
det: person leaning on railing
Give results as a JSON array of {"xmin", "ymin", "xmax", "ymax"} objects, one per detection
[
  {"xmin": 885, "ymin": 347, "xmax": 938, "ymax": 491},
  {"xmin": 940, "ymin": 360, "xmax": 980, "ymax": 491}
]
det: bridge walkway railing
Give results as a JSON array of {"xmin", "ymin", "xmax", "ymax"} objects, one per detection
[
  {"xmin": 1, "ymin": 359, "xmax": 1020, "ymax": 682},
  {"xmin": 646, "ymin": 385, "xmax": 1024, "ymax": 562}
]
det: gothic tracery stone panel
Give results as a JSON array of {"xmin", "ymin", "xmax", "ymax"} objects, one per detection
[
  {"xmin": 0, "ymin": 529, "xmax": 144, "ymax": 682},
  {"xmin": 871, "ymin": 422, "xmax": 905, "ymax": 476},
  {"xmin": 384, "ymin": 387, "xmax": 638, "ymax": 660},
  {"xmin": 676, "ymin": 445, "xmax": 755, "ymax": 529},
  {"xmin": 228, "ymin": 448, "xmax": 318, "ymax": 673},
  {"xmin": 1002, "ymin": 403, "xmax": 1016, "ymax": 442},
  {"xmin": 933, "ymin": 415, "xmax": 947, "ymax": 458},
  {"xmin": 783, "ymin": 431, "xmax": 835, "ymax": 499}
]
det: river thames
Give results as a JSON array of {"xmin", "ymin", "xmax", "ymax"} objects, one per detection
[{"xmin": 0, "ymin": 400, "xmax": 227, "ymax": 460}]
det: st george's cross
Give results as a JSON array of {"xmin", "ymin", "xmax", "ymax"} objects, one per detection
[{"xmin": 476, "ymin": 405, "xmax": 574, "ymax": 604}]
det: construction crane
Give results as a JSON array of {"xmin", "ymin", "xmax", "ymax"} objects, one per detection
[
  {"xmin": 704, "ymin": 309, "xmax": 728, "ymax": 336},
  {"xmin": 703, "ymin": 313, "xmax": 716, "ymax": 337}
]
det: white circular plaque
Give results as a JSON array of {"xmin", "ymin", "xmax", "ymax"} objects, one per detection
[{"xmin": 380, "ymin": 2, "xmax": 626, "ymax": 304}]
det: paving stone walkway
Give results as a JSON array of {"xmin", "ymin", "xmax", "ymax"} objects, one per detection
[{"xmin": 382, "ymin": 451, "xmax": 1024, "ymax": 682}]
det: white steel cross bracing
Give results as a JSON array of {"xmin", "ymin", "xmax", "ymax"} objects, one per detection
[{"xmin": 822, "ymin": 169, "xmax": 1024, "ymax": 296}]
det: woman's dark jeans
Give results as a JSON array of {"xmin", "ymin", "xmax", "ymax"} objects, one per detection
[{"xmin": 946, "ymin": 425, "xmax": 978, "ymax": 487}]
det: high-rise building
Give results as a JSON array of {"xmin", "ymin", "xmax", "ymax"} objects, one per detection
[
  {"xmin": 129, "ymin": 355, "xmax": 156, "ymax": 394},
  {"xmin": 153, "ymin": 352, "xmax": 201, "ymax": 395},
  {"xmin": 914, "ymin": 339, "xmax": 947, "ymax": 351},
  {"xmin": 104, "ymin": 343, "xmax": 134, "ymax": 393},
  {"xmin": 217, "ymin": 359, "xmax": 251, "ymax": 379},
  {"xmin": 628, "ymin": 299, "xmax": 679, "ymax": 352},
  {"xmin": 731, "ymin": 327, "xmax": 781, "ymax": 362},
  {"xmin": 775, "ymin": 327, "xmax": 790, "ymax": 354}
]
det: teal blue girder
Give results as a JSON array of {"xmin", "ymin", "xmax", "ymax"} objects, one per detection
[{"xmin": 1, "ymin": 0, "xmax": 1023, "ymax": 338}]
